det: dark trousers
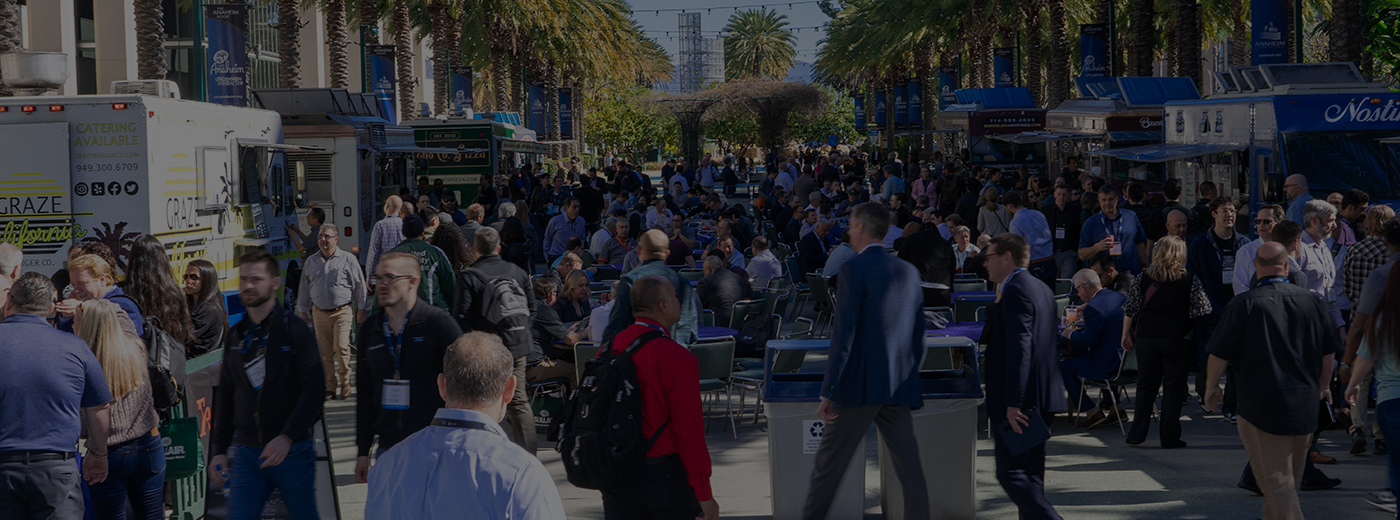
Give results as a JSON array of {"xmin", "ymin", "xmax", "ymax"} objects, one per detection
[
  {"xmin": 1127, "ymin": 337, "xmax": 1194, "ymax": 446},
  {"xmin": 601, "ymin": 457, "xmax": 702, "ymax": 520},
  {"xmin": 89, "ymin": 433, "xmax": 166, "ymax": 520},
  {"xmin": 993, "ymin": 412, "xmax": 1062, "ymax": 520},
  {"xmin": 803, "ymin": 404, "xmax": 928, "ymax": 520},
  {"xmin": 0, "ymin": 457, "xmax": 83, "ymax": 520},
  {"xmin": 1029, "ymin": 258, "xmax": 1057, "ymax": 289}
]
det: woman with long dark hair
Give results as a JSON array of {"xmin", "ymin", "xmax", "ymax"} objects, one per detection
[
  {"xmin": 121, "ymin": 234, "xmax": 191, "ymax": 343},
  {"xmin": 499, "ymin": 217, "xmax": 533, "ymax": 274},
  {"xmin": 430, "ymin": 220, "xmax": 473, "ymax": 272},
  {"xmin": 182, "ymin": 259, "xmax": 227, "ymax": 356},
  {"xmin": 1348, "ymin": 260, "xmax": 1400, "ymax": 515}
]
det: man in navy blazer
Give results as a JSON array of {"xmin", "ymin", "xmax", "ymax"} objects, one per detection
[
  {"xmin": 1059, "ymin": 268, "xmax": 1127, "ymax": 427},
  {"xmin": 981, "ymin": 233, "xmax": 1067, "ymax": 520},
  {"xmin": 804, "ymin": 203, "xmax": 928, "ymax": 520}
]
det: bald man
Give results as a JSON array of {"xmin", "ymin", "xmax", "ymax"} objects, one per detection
[
  {"xmin": 1283, "ymin": 174, "xmax": 1314, "ymax": 225},
  {"xmin": 367, "ymin": 195, "xmax": 406, "ymax": 278},
  {"xmin": 603, "ymin": 230, "xmax": 701, "ymax": 345}
]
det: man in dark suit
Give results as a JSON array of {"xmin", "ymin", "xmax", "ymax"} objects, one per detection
[
  {"xmin": 897, "ymin": 220, "xmax": 956, "ymax": 308},
  {"xmin": 981, "ymin": 233, "xmax": 1067, "ymax": 520},
  {"xmin": 804, "ymin": 202, "xmax": 928, "ymax": 520},
  {"xmin": 695, "ymin": 255, "xmax": 748, "ymax": 328},
  {"xmin": 797, "ymin": 218, "xmax": 833, "ymax": 277},
  {"xmin": 1059, "ymin": 268, "xmax": 1127, "ymax": 428}
]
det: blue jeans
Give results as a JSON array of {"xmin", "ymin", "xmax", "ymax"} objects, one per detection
[
  {"xmin": 88, "ymin": 433, "xmax": 166, "ymax": 520},
  {"xmin": 227, "ymin": 441, "xmax": 318, "ymax": 520},
  {"xmin": 1378, "ymin": 399, "xmax": 1400, "ymax": 514}
]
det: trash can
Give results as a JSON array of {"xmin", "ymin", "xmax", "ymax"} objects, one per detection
[
  {"xmin": 880, "ymin": 335, "xmax": 983, "ymax": 520},
  {"xmin": 763, "ymin": 339, "xmax": 866, "ymax": 520}
]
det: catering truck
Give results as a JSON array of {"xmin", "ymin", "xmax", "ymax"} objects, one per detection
[
  {"xmin": 1087, "ymin": 62, "xmax": 1400, "ymax": 211},
  {"xmin": 933, "ymin": 86, "xmax": 1049, "ymax": 175},
  {"xmin": 0, "ymin": 88, "xmax": 308, "ymax": 288}
]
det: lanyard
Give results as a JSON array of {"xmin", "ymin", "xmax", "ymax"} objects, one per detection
[
  {"xmin": 242, "ymin": 322, "xmax": 270, "ymax": 358},
  {"xmin": 636, "ymin": 321, "xmax": 668, "ymax": 335},
  {"xmin": 383, "ymin": 311, "xmax": 412, "ymax": 376},
  {"xmin": 1257, "ymin": 276, "xmax": 1289, "ymax": 286},
  {"xmin": 430, "ymin": 417, "xmax": 502, "ymax": 436}
]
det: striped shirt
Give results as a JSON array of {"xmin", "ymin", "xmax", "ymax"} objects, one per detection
[{"xmin": 366, "ymin": 215, "xmax": 404, "ymax": 277}]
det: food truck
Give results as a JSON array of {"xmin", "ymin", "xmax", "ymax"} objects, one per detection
[
  {"xmin": 933, "ymin": 87, "xmax": 1049, "ymax": 175},
  {"xmin": 404, "ymin": 112, "xmax": 547, "ymax": 207},
  {"xmin": 0, "ymin": 88, "xmax": 311, "ymax": 288},
  {"xmin": 1033, "ymin": 77, "xmax": 1197, "ymax": 183},
  {"xmin": 1086, "ymin": 62, "xmax": 1400, "ymax": 211},
  {"xmin": 252, "ymin": 88, "xmax": 479, "ymax": 262}
]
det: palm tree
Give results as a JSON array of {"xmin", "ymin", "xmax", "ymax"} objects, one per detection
[
  {"xmin": 425, "ymin": 0, "xmax": 462, "ymax": 115},
  {"xmin": 723, "ymin": 8, "xmax": 797, "ymax": 80},
  {"xmin": 1130, "ymin": 0, "xmax": 1154, "ymax": 75},
  {"xmin": 325, "ymin": 0, "xmax": 350, "ymax": 89},
  {"xmin": 392, "ymin": 0, "xmax": 413, "ymax": 119},
  {"xmin": 360, "ymin": 0, "xmax": 380, "ymax": 89},
  {"xmin": 1175, "ymin": 0, "xmax": 1200, "ymax": 88},
  {"xmin": 1022, "ymin": 0, "xmax": 1044, "ymax": 105},
  {"xmin": 0, "ymin": 0, "xmax": 19, "ymax": 95},
  {"xmin": 135, "ymin": 0, "xmax": 167, "ymax": 80},
  {"xmin": 1046, "ymin": 0, "xmax": 1071, "ymax": 107},
  {"xmin": 275, "ymin": 0, "xmax": 301, "ymax": 87}
]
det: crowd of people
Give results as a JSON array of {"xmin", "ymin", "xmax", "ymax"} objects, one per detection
[{"xmin": 4, "ymin": 141, "xmax": 1399, "ymax": 520}]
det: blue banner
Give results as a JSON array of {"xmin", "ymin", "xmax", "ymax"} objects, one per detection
[
  {"xmin": 994, "ymin": 47, "xmax": 1016, "ymax": 87},
  {"xmin": 205, "ymin": 4, "xmax": 247, "ymax": 106},
  {"xmin": 939, "ymin": 62, "xmax": 960, "ymax": 108},
  {"xmin": 1079, "ymin": 23, "xmax": 1110, "ymax": 77},
  {"xmin": 559, "ymin": 87, "xmax": 573, "ymax": 139},
  {"xmin": 908, "ymin": 80, "xmax": 922, "ymax": 129},
  {"xmin": 449, "ymin": 65, "xmax": 472, "ymax": 113},
  {"xmin": 368, "ymin": 45, "xmax": 397, "ymax": 122},
  {"xmin": 893, "ymin": 84, "xmax": 908, "ymax": 129},
  {"xmin": 1271, "ymin": 93, "xmax": 1400, "ymax": 132},
  {"xmin": 854, "ymin": 95, "xmax": 866, "ymax": 128},
  {"xmin": 874, "ymin": 91, "xmax": 887, "ymax": 128},
  {"xmin": 1252, "ymin": 0, "xmax": 1289, "ymax": 64},
  {"xmin": 528, "ymin": 84, "xmax": 546, "ymax": 133}
]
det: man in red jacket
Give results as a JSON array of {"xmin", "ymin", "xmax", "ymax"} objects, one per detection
[{"xmin": 602, "ymin": 275, "xmax": 719, "ymax": 520}]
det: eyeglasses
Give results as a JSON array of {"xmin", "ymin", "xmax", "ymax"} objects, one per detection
[
  {"xmin": 183, "ymin": 273, "xmax": 200, "ymax": 280},
  {"xmin": 1254, "ymin": 218, "xmax": 1276, "ymax": 225},
  {"xmin": 370, "ymin": 274, "xmax": 414, "ymax": 286}
]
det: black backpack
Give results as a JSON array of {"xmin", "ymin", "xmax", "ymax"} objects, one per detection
[
  {"xmin": 460, "ymin": 269, "xmax": 533, "ymax": 351},
  {"xmin": 735, "ymin": 310, "xmax": 772, "ymax": 358},
  {"xmin": 557, "ymin": 330, "xmax": 667, "ymax": 490},
  {"xmin": 110, "ymin": 295, "xmax": 187, "ymax": 411}
]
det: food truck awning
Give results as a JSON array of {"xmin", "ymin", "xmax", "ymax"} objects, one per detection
[
  {"xmin": 497, "ymin": 138, "xmax": 549, "ymax": 154},
  {"xmin": 235, "ymin": 140, "xmax": 325, "ymax": 152},
  {"xmin": 377, "ymin": 145, "xmax": 490, "ymax": 154},
  {"xmin": 1107, "ymin": 131, "xmax": 1165, "ymax": 142},
  {"xmin": 1084, "ymin": 142, "xmax": 1246, "ymax": 162},
  {"xmin": 894, "ymin": 128, "xmax": 961, "ymax": 137},
  {"xmin": 986, "ymin": 130, "xmax": 1102, "ymax": 144}
]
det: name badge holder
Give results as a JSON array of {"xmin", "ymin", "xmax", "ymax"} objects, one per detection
[
  {"xmin": 382, "ymin": 312, "xmax": 413, "ymax": 410},
  {"xmin": 1054, "ymin": 226, "xmax": 1066, "ymax": 240},
  {"xmin": 244, "ymin": 355, "xmax": 267, "ymax": 390}
]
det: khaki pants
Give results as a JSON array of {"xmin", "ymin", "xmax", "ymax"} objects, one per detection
[
  {"xmin": 1238, "ymin": 416, "xmax": 1310, "ymax": 520},
  {"xmin": 312, "ymin": 304, "xmax": 354, "ymax": 392},
  {"xmin": 1349, "ymin": 369, "xmax": 1386, "ymax": 441},
  {"xmin": 503, "ymin": 356, "xmax": 537, "ymax": 455},
  {"xmin": 527, "ymin": 358, "xmax": 577, "ymax": 392}
]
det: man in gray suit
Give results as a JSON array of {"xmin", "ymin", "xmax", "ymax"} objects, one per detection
[{"xmin": 803, "ymin": 202, "xmax": 928, "ymax": 520}]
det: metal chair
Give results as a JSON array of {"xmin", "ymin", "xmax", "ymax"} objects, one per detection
[
  {"xmin": 953, "ymin": 279, "xmax": 987, "ymax": 292},
  {"xmin": 953, "ymin": 297, "xmax": 994, "ymax": 323},
  {"xmin": 1075, "ymin": 350, "xmax": 1139, "ymax": 435},
  {"xmin": 692, "ymin": 338, "xmax": 738, "ymax": 437},
  {"xmin": 784, "ymin": 257, "xmax": 811, "ymax": 320},
  {"xmin": 731, "ymin": 317, "xmax": 814, "ymax": 422},
  {"xmin": 1055, "ymin": 296, "xmax": 1071, "ymax": 322},
  {"xmin": 753, "ymin": 288, "xmax": 785, "ymax": 316},
  {"xmin": 766, "ymin": 276, "xmax": 791, "ymax": 291},
  {"xmin": 1055, "ymin": 278, "xmax": 1073, "ymax": 298},
  {"xmin": 594, "ymin": 265, "xmax": 621, "ymax": 282},
  {"xmin": 572, "ymin": 342, "xmax": 602, "ymax": 385},
  {"xmin": 805, "ymin": 273, "xmax": 837, "ymax": 337},
  {"xmin": 727, "ymin": 299, "xmax": 768, "ymax": 331},
  {"xmin": 702, "ymin": 309, "xmax": 715, "ymax": 327}
]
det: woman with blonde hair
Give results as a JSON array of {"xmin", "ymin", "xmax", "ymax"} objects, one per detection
[
  {"xmin": 977, "ymin": 186, "xmax": 1011, "ymax": 236},
  {"xmin": 78, "ymin": 299, "xmax": 165, "ymax": 520},
  {"xmin": 1120, "ymin": 235, "xmax": 1213, "ymax": 448},
  {"xmin": 552, "ymin": 269, "xmax": 591, "ymax": 323}
]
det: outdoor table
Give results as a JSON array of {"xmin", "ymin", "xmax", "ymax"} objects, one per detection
[
  {"xmin": 928, "ymin": 321, "xmax": 984, "ymax": 342},
  {"xmin": 699, "ymin": 326, "xmax": 737, "ymax": 339},
  {"xmin": 950, "ymin": 290, "xmax": 996, "ymax": 301}
]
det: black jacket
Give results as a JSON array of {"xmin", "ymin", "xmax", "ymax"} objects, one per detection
[
  {"xmin": 530, "ymin": 299, "xmax": 573, "ymax": 365},
  {"xmin": 210, "ymin": 306, "xmax": 324, "ymax": 456},
  {"xmin": 797, "ymin": 232, "xmax": 829, "ymax": 276},
  {"xmin": 186, "ymin": 294, "xmax": 227, "ymax": 357},
  {"xmin": 898, "ymin": 230, "xmax": 956, "ymax": 308},
  {"xmin": 697, "ymin": 268, "xmax": 748, "ymax": 327},
  {"xmin": 454, "ymin": 254, "xmax": 537, "ymax": 358},
  {"xmin": 355, "ymin": 300, "xmax": 463, "ymax": 456}
]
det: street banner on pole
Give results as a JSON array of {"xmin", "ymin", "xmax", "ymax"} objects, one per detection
[
  {"xmin": 205, "ymin": 4, "xmax": 248, "ymax": 107},
  {"xmin": 893, "ymin": 83, "xmax": 908, "ymax": 129},
  {"xmin": 559, "ymin": 87, "xmax": 574, "ymax": 140},
  {"xmin": 528, "ymin": 84, "xmax": 546, "ymax": 133},
  {"xmin": 1079, "ymin": 23, "xmax": 1110, "ymax": 77},
  {"xmin": 1252, "ymin": 0, "xmax": 1289, "ymax": 64},
  {"xmin": 874, "ymin": 91, "xmax": 887, "ymax": 129},
  {"xmin": 368, "ymin": 45, "xmax": 397, "ymax": 122},
  {"xmin": 908, "ymin": 80, "xmax": 923, "ymax": 130},
  {"xmin": 994, "ymin": 47, "xmax": 1016, "ymax": 87},
  {"xmin": 854, "ymin": 95, "xmax": 866, "ymax": 128},
  {"xmin": 449, "ymin": 65, "xmax": 473, "ymax": 113},
  {"xmin": 940, "ymin": 59, "xmax": 960, "ymax": 108}
]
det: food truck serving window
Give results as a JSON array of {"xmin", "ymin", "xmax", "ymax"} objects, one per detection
[
  {"xmin": 1281, "ymin": 131, "xmax": 1400, "ymax": 199},
  {"xmin": 969, "ymin": 136, "xmax": 1047, "ymax": 164}
]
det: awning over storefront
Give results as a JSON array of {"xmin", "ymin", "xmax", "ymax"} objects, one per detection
[
  {"xmin": 894, "ymin": 128, "xmax": 962, "ymax": 137},
  {"xmin": 986, "ymin": 130, "xmax": 1102, "ymax": 144},
  {"xmin": 1084, "ymin": 142, "xmax": 1246, "ymax": 162},
  {"xmin": 498, "ymin": 138, "xmax": 549, "ymax": 154},
  {"xmin": 377, "ymin": 145, "xmax": 490, "ymax": 155},
  {"xmin": 1106, "ymin": 131, "xmax": 1165, "ymax": 142}
]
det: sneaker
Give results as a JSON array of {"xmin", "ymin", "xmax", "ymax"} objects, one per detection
[
  {"xmin": 1352, "ymin": 431, "xmax": 1369, "ymax": 455},
  {"xmin": 1198, "ymin": 403, "xmax": 1216, "ymax": 415},
  {"xmin": 1223, "ymin": 412, "xmax": 1238, "ymax": 424},
  {"xmin": 1368, "ymin": 489, "xmax": 1395, "ymax": 504},
  {"xmin": 1365, "ymin": 498, "xmax": 1397, "ymax": 513},
  {"xmin": 1300, "ymin": 471, "xmax": 1342, "ymax": 491},
  {"xmin": 1376, "ymin": 439, "xmax": 1389, "ymax": 456}
]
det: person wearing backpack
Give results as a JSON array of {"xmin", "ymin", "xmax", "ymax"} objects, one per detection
[
  {"xmin": 454, "ymin": 227, "xmax": 539, "ymax": 455},
  {"xmin": 353, "ymin": 252, "xmax": 463, "ymax": 484},
  {"xmin": 598, "ymin": 276, "xmax": 718, "ymax": 520},
  {"xmin": 603, "ymin": 230, "xmax": 700, "ymax": 346}
]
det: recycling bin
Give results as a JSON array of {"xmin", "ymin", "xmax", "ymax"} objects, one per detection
[
  {"xmin": 880, "ymin": 335, "xmax": 984, "ymax": 520},
  {"xmin": 763, "ymin": 339, "xmax": 865, "ymax": 520}
]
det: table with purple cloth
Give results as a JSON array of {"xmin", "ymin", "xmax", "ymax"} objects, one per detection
[
  {"xmin": 929, "ymin": 321, "xmax": 985, "ymax": 341},
  {"xmin": 950, "ymin": 291, "xmax": 996, "ymax": 301},
  {"xmin": 699, "ymin": 326, "xmax": 738, "ymax": 339}
]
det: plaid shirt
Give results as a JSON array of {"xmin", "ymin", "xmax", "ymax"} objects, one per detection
[
  {"xmin": 1344, "ymin": 236, "xmax": 1389, "ymax": 304},
  {"xmin": 603, "ymin": 259, "xmax": 700, "ymax": 346}
]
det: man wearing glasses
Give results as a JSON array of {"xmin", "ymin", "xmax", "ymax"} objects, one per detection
[
  {"xmin": 1187, "ymin": 196, "xmax": 1251, "ymax": 421},
  {"xmin": 1232, "ymin": 204, "xmax": 1285, "ymax": 295},
  {"xmin": 296, "ymin": 224, "xmax": 368, "ymax": 400}
]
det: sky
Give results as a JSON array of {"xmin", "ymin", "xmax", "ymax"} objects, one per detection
[{"xmin": 624, "ymin": 0, "xmax": 832, "ymax": 80}]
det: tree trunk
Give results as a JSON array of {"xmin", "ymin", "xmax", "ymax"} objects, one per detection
[
  {"xmin": 326, "ymin": 0, "xmax": 348, "ymax": 89},
  {"xmin": 276, "ymin": 0, "xmax": 301, "ymax": 87},
  {"xmin": 1097, "ymin": 0, "xmax": 1123, "ymax": 75},
  {"xmin": 1176, "ymin": 0, "xmax": 1201, "ymax": 90},
  {"xmin": 135, "ymin": 0, "xmax": 167, "ymax": 80},
  {"xmin": 430, "ymin": 4, "xmax": 454, "ymax": 115},
  {"xmin": 1022, "ymin": 0, "xmax": 1044, "ymax": 106},
  {"xmin": 359, "ymin": 0, "xmax": 379, "ymax": 91},
  {"xmin": 1166, "ymin": 18, "xmax": 1178, "ymax": 76},
  {"xmin": 490, "ymin": 43, "xmax": 509, "ymax": 112},
  {"xmin": 1047, "ymin": 0, "xmax": 1070, "ymax": 107},
  {"xmin": 1231, "ymin": 0, "xmax": 1248, "ymax": 67},
  {"xmin": 393, "ymin": 0, "xmax": 413, "ymax": 120},
  {"xmin": 1131, "ymin": 0, "xmax": 1154, "ymax": 76},
  {"xmin": 0, "ymin": 0, "xmax": 19, "ymax": 95}
]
